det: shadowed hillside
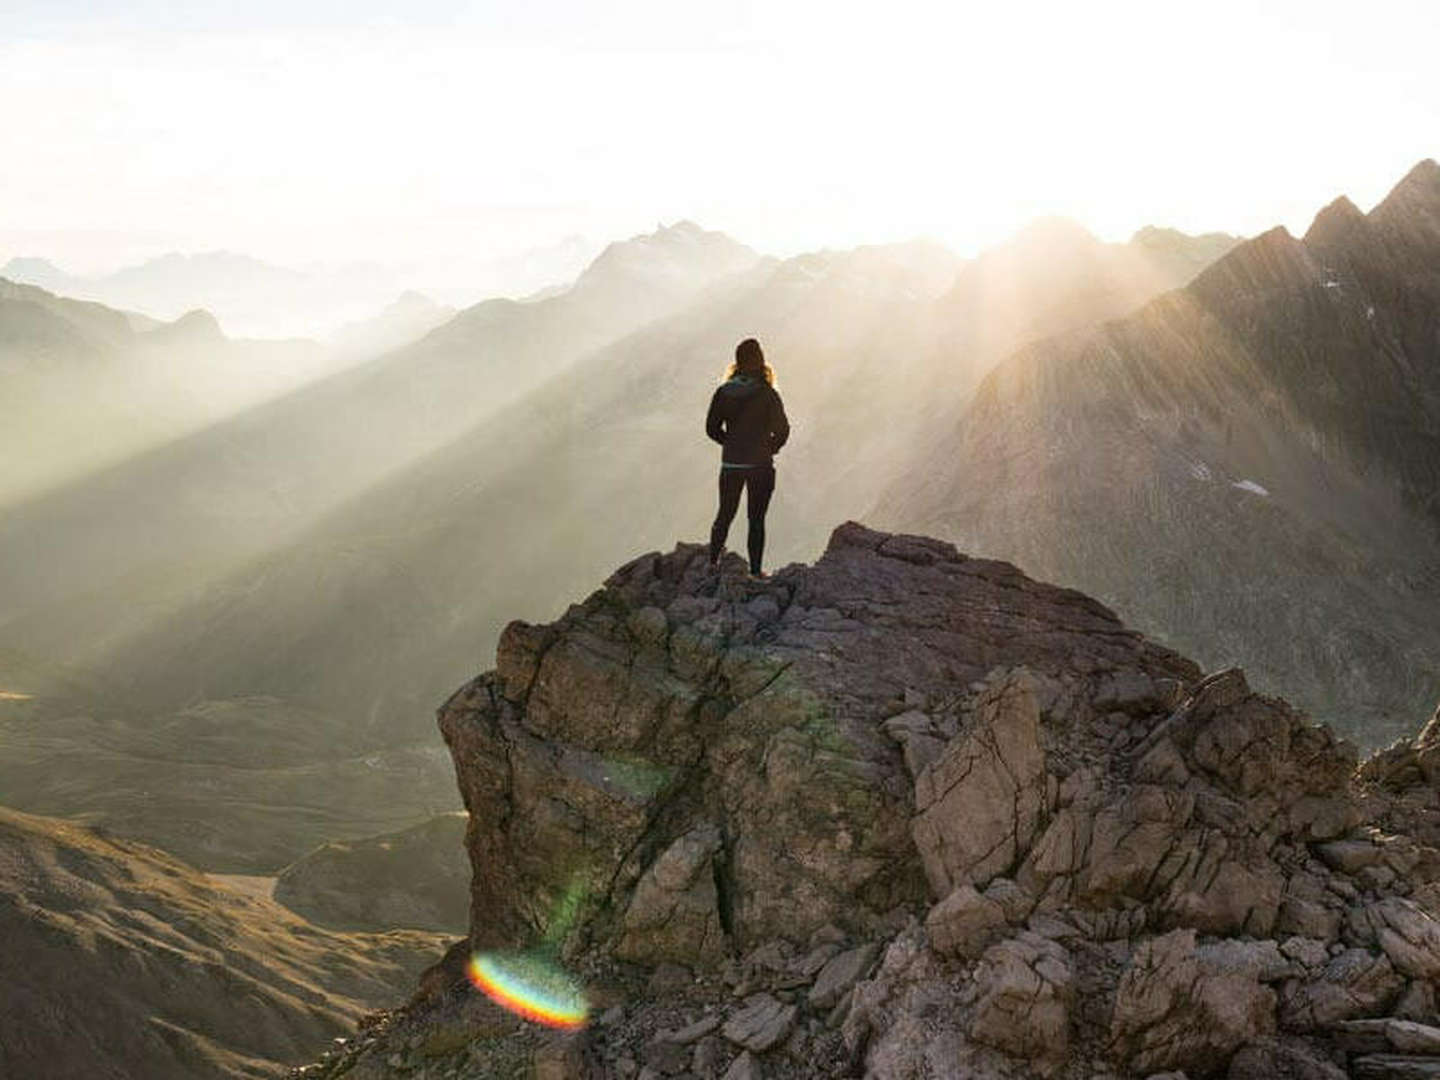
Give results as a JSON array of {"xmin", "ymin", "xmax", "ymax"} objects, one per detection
[{"xmin": 0, "ymin": 805, "xmax": 448, "ymax": 1080}]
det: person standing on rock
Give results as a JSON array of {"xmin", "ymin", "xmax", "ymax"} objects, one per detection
[{"xmin": 706, "ymin": 337, "xmax": 790, "ymax": 579}]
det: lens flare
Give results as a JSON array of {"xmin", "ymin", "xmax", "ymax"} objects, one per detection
[{"xmin": 465, "ymin": 951, "xmax": 589, "ymax": 1030}]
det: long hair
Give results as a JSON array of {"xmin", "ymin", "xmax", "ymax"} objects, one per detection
[{"xmin": 723, "ymin": 337, "xmax": 775, "ymax": 386}]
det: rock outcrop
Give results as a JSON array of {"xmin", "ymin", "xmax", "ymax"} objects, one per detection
[{"xmin": 294, "ymin": 524, "xmax": 1440, "ymax": 1080}]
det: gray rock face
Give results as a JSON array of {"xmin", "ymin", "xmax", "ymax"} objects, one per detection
[
  {"xmin": 969, "ymin": 932, "xmax": 1074, "ymax": 1075},
  {"xmin": 300, "ymin": 521, "xmax": 1440, "ymax": 1080},
  {"xmin": 1110, "ymin": 928, "xmax": 1277, "ymax": 1073},
  {"xmin": 723, "ymin": 994, "xmax": 797, "ymax": 1053},
  {"xmin": 616, "ymin": 824, "xmax": 726, "ymax": 967},
  {"xmin": 912, "ymin": 673, "xmax": 1047, "ymax": 895},
  {"xmin": 439, "ymin": 522, "xmax": 1197, "ymax": 954}
]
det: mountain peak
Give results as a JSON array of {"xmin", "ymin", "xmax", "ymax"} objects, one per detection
[
  {"xmin": 1304, "ymin": 194, "xmax": 1369, "ymax": 249},
  {"xmin": 2, "ymin": 255, "xmax": 63, "ymax": 276},
  {"xmin": 570, "ymin": 220, "xmax": 758, "ymax": 298},
  {"xmin": 1370, "ymin": 158, "xmax": 1440, "ymax": 233},
  {"xmin": 141, "ymin": 307, "xmax": 225, "ymax": 345}
]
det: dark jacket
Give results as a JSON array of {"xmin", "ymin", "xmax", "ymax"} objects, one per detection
[{"xmin": 705, "ymin": 375, "xmax": 790, "ymax": 466}]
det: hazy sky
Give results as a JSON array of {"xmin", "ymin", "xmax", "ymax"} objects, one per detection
[{"xmin": 3, "ymin": 0, "xmax": 1437, "ymax": 277}]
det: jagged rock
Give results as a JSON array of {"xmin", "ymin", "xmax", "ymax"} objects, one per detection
[
  {"xmin": 532, "ymin": 1031, "xmax": 588, "ymax": 1079},
  {"xmin": 1372, "ymin": 898, "xmax": 1440, "ymax": 980},
  {"xmin": 661, "ymin": 1015, "xmax": 721, "ymax": 1045},
  {"xmin": 1110, "ymin": 929, "xmax": 1276, "ymax": 1074},
  {"xmin": 925, "ymin": 883, "xmax": 1007, "ymax": 958},
  {"xmin": 809, "ymin": 944, "xmax": 880, "ymax": 1009},
  {"xmin": 440, "ymin": 524, "xmax": 1198, "ymax": 958},
  {"xmin": 912, "ymin": 672, "xmax": 1048, "ymax": 895},
  {"xmin": 1197, "ymin": 939, "xmax": 1295, "ymax": 982},
  {"xmin": 1226, "ymin": 1036, "xmax": 1346, "ymax": 1079},
  {"xmin": 882, "ymin": 710, "xmax": 947, "ymax": 778},
  {"xmin": 1352, "ymin": 1057, "xmax": 1440, "ymax": 1079},
  {"xmin": 338, "ymin": 523, "xmax": 1440, "ymax": 1080},
  {"xmin": 723, "ymin": 994, "xmax": 797, "ymax": 1053},
  {"xmin": 643, "ymin": 1035, "xmax": 692, "ymax": 1074},
  {"xmin": 1332, "ymin": 1018, "xmax": 1440, "ymax": 1054},
  {"xmin": 1395, "ymin": 980, "xmax": 1440, "ymax": 1024},
  {"xmin": 969, "ymin": 932, "xmax": 1074, "ymax": 1075},
  {"xmin": 722, "ymin": 1050, "xmax": 764, "ymax": 1080},
  {"xmin": 617, "ymin": 824, "xmax": 726, "ymax": 966},
  {"xmin": 793, "ymin": 942, "xmax": 842, "ymax": 977},
  {"xmin": 647, "ymin": 962, "xmax": 694, "ymax": 995},
  {"xmin": 1317, "ymin": 838, "xmax": 1384, "ymax": 874},
  {"xmin": 983, "ymin": 878, "xmax": 1036, "ymax": 925},
  {"xmin": 1277, "ymin": 893, "xmax": 1345, "ymax": 943},
  {"xmin": 1280, "ymin": 937, "xmax": 1332, "ymax": 971},
  {"xmin": 1279, "ymin": 948, "xmax": 1403, "ymax": 1030}
]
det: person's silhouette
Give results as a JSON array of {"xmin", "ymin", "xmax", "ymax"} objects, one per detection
[{"xmin": 705, "ymin": 338, "xmax": 790, "ymax": 578}]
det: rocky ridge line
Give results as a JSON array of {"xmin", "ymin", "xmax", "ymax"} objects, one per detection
[{"xmin": 293, "ymin": 523, "xmax": 1440, "ymax": 1080}]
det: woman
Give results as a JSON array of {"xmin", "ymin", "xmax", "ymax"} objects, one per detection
[{"xmin": 705, "ymin": 337, "xmax": 790, "ymax": 578}]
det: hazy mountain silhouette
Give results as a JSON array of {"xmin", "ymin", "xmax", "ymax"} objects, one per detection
[
  {"xmin": 0, "ymin": 222, "xmax": 761, "ymax": 869},
  {"xmin": 931, "ymin": 217, "xmax": 1237, "ymax": 370},
  {"xmin": 0, "ymin": 276, "xmax": 342, "ymax": 504},
  {"xmin": 0, "ymin": 220, "xmax": 759, "ymax": 658},
  {"xmin": 329, "ymin": 290, "xmax": 457, "ymax": 357},
  {"xmin": 0, "ymin": 250, "xmax": 423, "ymax": 340},
  {"xmin": 873, "ymin": 159, "xmax": 1440, "ymax": 744}
]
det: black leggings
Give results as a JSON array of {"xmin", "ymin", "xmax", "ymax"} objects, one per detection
[{"xmin": 709, "ymin": 465, "xmax": 775, "ymax": 574}]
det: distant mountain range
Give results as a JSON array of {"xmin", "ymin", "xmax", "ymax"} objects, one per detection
[
  {"xmin": 0, "ymin": 214, "xmax": 1235, "ymax": 874},
  {"xmin": 5, "ymin": 167, "xmax": 1435, "ymax": 880},
  {"xmin": 0, "ymin": 221, "xmax": 764, "ymax": 870},
  {"xmin": 874, "ymin": 159, "xmax": 1440, "ymax": 744},
  {"xmin": 0, "ymin": 275, "xmax": 343, "ymax": 505},
  {"xmin": 328, "ymin": 290, "xmax": 457, "ymax": 358},
  {"xmin": 1, "ymin": 233, "xmax": 598, "ymax": 340}
]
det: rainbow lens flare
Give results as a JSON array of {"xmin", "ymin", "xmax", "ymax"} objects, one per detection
[{"xmin": 465, "ymin": 951, "xmax": 589, "ymax": 1030}]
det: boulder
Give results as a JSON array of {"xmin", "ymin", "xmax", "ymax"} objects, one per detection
[
  {"xmin": 723, "ymin": 994, "xmax": 797, "ymax": 1053},
  {"xmin": 809, "ymin": 944, "xmax": 881, "ymax": 1010},
  {"xmin": 1226, "ymin": 1036, "xmax": 1347, "ymax": 1079},
  {"xmin": 912, "ymin": 673, "xmax": 1048, "ymax": 896},
  {"xmin": 616, "ymin": 824, "xmax": 726, "ymax": 966},
  {"xmin": 925, "ymin": 884, "xmax": 1007, "ymax": 959},
  {"xmin": 1279, "ymin": 948, "xmax": 1403, "ymax": 1031},
  {"xmin": 969, "ymin": 932, "xmax": 1074, "ymax": 1076},
  {"xmin": 1110, "ymin": 929, "xmax": 1276, "ymax": 1074}
]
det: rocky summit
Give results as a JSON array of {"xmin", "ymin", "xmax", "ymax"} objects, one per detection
[{"xmin": 296, "ymin": 524, "xmax": 1440, "ymax": 1080}]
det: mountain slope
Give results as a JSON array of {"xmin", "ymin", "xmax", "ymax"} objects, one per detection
[
  {"xmin": 874, "ymin": 159, "xmax": 1440, "ymax": 745},
  {"xmin": 0, "ymin": 805, "xmax": 446, "ymax": 1080},
  {"xmin": 0, "ymin": 277, "xmax": 336, "ymax": 504},
  {"xmin": 0, "ymin": 221, "xmax": 1235, "ymax": 872},
  {"xmin": 930, "ymin": 216, "xmax": 1238, "ymax": 370},
  {"xmin": 93, "ymin": 225, "xmax": 1233, "ymax": 739},
  {"xmin": 0, "ymin": 221, "xmax": 759, "ymax": 674}
]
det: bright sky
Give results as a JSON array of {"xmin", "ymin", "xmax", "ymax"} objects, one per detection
[{"xmin": 3, "ymin": 0, "xmax": 1438, "ymax": 277}]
